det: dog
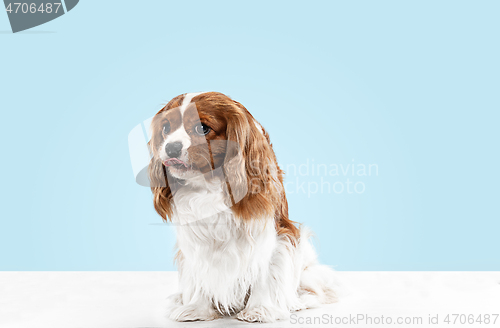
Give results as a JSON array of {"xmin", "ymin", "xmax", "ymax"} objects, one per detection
[{"xmin": 148, "ymin": 92, "xmax": 337, "ymax": 322}]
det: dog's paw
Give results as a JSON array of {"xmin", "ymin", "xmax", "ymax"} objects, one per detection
[
  {"xmin": 169, "ymin": 303, "xmax": 220, "ymax": 322},
  {"xmin": 165, "ymin": 292, "xmax": 183, "ymax": 317},
  {"xmin": 237, "ymin": 306, "xmax": 288, "ymax": 323},
  {"xmin": 289, "ymin": 301, "xmax": 307, "ymax": 312}
]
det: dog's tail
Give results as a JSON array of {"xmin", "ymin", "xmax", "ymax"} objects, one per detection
[{"xmin": 297, "ymin": 227, "xmax": 340, "ymax": 308}]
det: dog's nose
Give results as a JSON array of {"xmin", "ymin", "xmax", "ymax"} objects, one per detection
[{"xmin": 165, "ymin": 142, "xmax": 183, "ymax": 158}]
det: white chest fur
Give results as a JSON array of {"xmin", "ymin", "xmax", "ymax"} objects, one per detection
[{"xmin": 171, "ymin": 178, "xmax": 277, "ymax": 313}]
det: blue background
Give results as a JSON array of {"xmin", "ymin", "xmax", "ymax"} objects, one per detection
[{"xmin": 1, "ymin": 1, "xmax": 499, "ymax": 271}]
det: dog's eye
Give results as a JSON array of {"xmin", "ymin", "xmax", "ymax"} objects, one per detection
[
  {"xmin": 163, "ymin": 122, "xmax": 171, "ymax": 134},
  {"xmin": 195, "ymin": 123, "xmax": 211, "ymax": 136}
]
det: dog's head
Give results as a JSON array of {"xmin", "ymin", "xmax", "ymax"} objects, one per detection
[{"xmin": 148, "ymin": 92, "xmax": 284, "ymax": 222}]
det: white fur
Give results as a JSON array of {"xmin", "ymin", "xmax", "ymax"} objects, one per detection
[
  {"xmin": 180, "ymin": 92, "xmax": 206, "ymax": 116},
  {"xmin": 166, "ymin": 177, "xmax": 338, "ymax": 323},
  {"xmin": 253, "ymin": 119, "xmax": 264, "ymax": 135},
  {"xmin": 159, "ymin": 92, "xmax": 208, "ymax": 180}
]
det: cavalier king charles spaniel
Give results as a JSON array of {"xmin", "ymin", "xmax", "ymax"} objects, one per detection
[{"xmin": 148, "ymin": 92, "xmax": 337, "ymax": 323}]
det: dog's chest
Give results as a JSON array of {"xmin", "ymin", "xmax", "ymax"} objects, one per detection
[
  {"xmin": 176, "ymin": 207, "xmax": 255, "ymax": 308},
  {"xmin": 172, "ymin": 185, "xmax": 277, "ymax": 308},
  {"xmin": 173, "ymin": 184, "xmax": 252, "ymax": 269}
]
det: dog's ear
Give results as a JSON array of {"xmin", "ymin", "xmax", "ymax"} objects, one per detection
[
  {"xmin": 149, "ymin": 158, "xmax": 173, "ymax": 221},
  {"xmin": 148, "ymin": 110, "xmax": 173, "ymax": 222},
  {"xmin": 225, "ymin": 101, "xmax": 281, "ymax": 221}
]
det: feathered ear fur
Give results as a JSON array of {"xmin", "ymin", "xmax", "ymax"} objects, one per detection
[
  {"xmin": 148, "ymin": 106, "xmax": 173, "ymax": 222},
  {"xmin": 148, "ymin": 157, "xmax": 173, "ymax": 222},
  {"xmin": 226, "ymin": 101, "xmax": 282, "ymax": 221},
  {"xmin": 147, "ymin": 95, "xmax": 185, "ymax": 222},
  {"xmin": 226, "ymin": 100, "xmax": 300, "ymax": 243}
]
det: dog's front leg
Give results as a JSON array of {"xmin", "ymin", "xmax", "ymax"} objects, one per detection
[
  {"xmin": 167, "ymin": 261, "xmax": 220, "ymax": 322},
  {"xmin": 237, "ymin": 241, "xmax": 304, "ymax": 323},
  {"xmin": 236, "ymin": 273, "xmax": 291, "ymax": 323}
]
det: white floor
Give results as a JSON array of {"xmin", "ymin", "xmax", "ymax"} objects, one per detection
[{"xmin": 1, "ymin": 272, "xmax": 499, "ymax": 328}]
